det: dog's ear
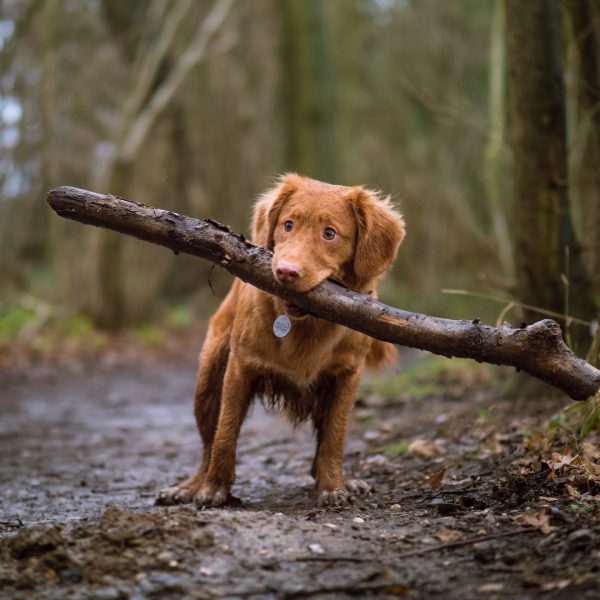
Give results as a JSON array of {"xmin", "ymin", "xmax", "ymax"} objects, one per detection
[
  {"xmin": 251, "ymin": 173, "xmax": 300, "ymax": 249},
  {"xmin": 351, "ymin": 187, "xmax": 406, "ymax": 283}
]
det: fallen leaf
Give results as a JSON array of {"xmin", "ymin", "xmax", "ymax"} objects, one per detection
[
  {"xmin": 435, "ymin": 528, "xmax": 462, "ymax": 543},
  {"xmin": 581, "ymin": 442, "xmax": 600, "ymax": 461},
  {"xmin": 382, "ymin": 584, "xmax": 410, "ymax": 596},
  {"xmin": 478, "ymin": 583, "xmax": 504, "ymax": 592},
  {"xmin": 408, "ymin": 438, "xmax": 440, "ymax": 457},
  {"xmin": 565, "ymin": 483, "xmax": 581, "ymax": 499},
  {"xmin": 425, "ymin": 469, "xmax": 445, "ymax": 490},
  {"xmin": 521, "ymin": 510, "xmax": 556, "ymax": 535},
  {"xmin": 540, "ymin": 580, "xmax": 571, "ymax": 592},
  {"xmin": 549, "ymin": 452, "xmax": 576, "ymax": 470}
]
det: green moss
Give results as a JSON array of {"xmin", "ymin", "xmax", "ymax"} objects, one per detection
[
  {"xmin": 63, "ymin": 314, "xmax": 94, "ymax": 340},
  {"xmin": 354, "ymin": 409, "xmax": 375, "ymax": 423},
  {"xmin": 135, "ymin": 323, "xmax": 164, "ymax": 346},
  {"xmin": 165, "ymin": 304, "xmax": 192, "ymax": 328},
  {"xmin": 374, "ymin": 440, "xmax": 410, "ymax": 455},
  {"xmin": 0, "ymin": 305, "xmax": 37, "ymax": 340},
  {"xmin": 361, "ymin": 353, "xmax": 490, "ymax": 401}
]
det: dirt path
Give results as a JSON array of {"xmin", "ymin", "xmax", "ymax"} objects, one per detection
[{"xmin": 1, "ymin": 359, "xmax": 599, "ymax": 599}]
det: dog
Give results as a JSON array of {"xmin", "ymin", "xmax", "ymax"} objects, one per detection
[{"xmin": 157, "ymin": 173, "xmax": 406, "ymax": 507}]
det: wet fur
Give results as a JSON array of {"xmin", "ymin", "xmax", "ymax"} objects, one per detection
[{"xmin": 157, "ymin": 173, "xmax": 405, "ymax": 507}]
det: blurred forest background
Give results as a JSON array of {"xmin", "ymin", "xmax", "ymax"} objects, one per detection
[{"xmin": 0, "ymin": 0, "xmax": 599, "ymax": 364}]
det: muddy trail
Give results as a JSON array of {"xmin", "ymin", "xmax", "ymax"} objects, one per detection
[{"xmin": 1, "ymin": 354, "xmax": 600, "ymax": 599}]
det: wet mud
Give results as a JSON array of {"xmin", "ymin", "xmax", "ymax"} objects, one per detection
[{"xmin": 1, "ymin": 359, "xmax": 600, "ymax": 598}]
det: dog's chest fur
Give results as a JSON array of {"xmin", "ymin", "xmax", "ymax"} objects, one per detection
[{"xmin": 234, "ymin": 289, "xmax": 358, "ymax": 384}]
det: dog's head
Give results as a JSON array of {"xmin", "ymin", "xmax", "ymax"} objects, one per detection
[{"xmin": 252, "ymin": 173, "xmax": 405, "ymax": 315}]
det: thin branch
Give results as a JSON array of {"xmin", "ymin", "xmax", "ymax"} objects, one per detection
[
  {"xmin": 120, "ymin": 0, "xmax": 235, "ymax": 160},
  {"xmin": 442, "ymin": 288, "xmax": 592, "ymax": 327},
  {"xmin": 393, "ymin": 526, "xmax": 536, "ymax": 559},
  {"xmin": 120, "ymin": 0, "xmax": 194, "ymax": 139}
]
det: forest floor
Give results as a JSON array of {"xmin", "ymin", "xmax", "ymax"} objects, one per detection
[{"xmin": 1, "ymin": 336, "xmax": 600, "ymax": 599}]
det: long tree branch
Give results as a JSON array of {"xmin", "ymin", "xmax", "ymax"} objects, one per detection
[{"xmin": 46, "ymin": 186, "xmax": 600, "ymax": 401}]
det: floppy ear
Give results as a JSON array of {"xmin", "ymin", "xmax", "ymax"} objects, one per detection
[
  {"xmin": 251, "ymin": 173, "xmax": 301, "ymax": 249},
  {"xmin": 351, "ymin": 187, "xmax": 406, "ymax": 282}
]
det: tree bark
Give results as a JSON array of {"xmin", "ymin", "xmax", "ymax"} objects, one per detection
[
  {"xmin": 505, "ymin": 0, "xmax": 594, "ymax": 351},
  {"xmin": 565, "ymin": 0, "xmax": 600, "ymax": 325},
  {"xmin": 46, "ymin": 186, "xmax": 600, "ymax": 401},
  {"xmin": 280, "ymin": 0, "xmax": 337, "ymax": 180},
  {"xmin": 484, "ymin": 0, "xmax": 512, "ymax": 279}
]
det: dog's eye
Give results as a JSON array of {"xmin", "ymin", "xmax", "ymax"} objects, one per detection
[
  {"xmin": 283, "ymin": 220, "xmax": 294, "ymax": 232},
  {"xmin": 323, "ymin": 227, "xmax": 337, "ymax": 241}
]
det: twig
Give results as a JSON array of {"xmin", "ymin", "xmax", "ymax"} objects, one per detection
[
  {"xmin": 278, "ymin": 556, "xmax": 374, "ymax": 564},
  {"xmin": 432, "ymin": 486, "xmax": 480, "ymax": 497},
  {"xmin": 231, "ymin": 580, "xmax": 410, "ymax": 598},
  {"xmin": 394, "ymin": 526, "xmax": 536, "ymax": 559},
  {"xmin": 207, "ymin": 263, "xmax": 216, "ymax": 296},
  {"xmin": 0, "ymin": 519, "xmax": 24, "ymax": 529},
  {"xmin": 442, "ymin": 288, "xmax": 592, "ymax": 328},
  {"xmin": 266, "ymin": 529, "xmax": 535, "ymax": 567},
  {"xmin": 240, "ymin": 437, "xmax": 292, "ymax": 455}
]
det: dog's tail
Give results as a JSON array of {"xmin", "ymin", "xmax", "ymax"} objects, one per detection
[{"xmin": 365, "ymin": 339, "xmax": 398, "ymax": 370}]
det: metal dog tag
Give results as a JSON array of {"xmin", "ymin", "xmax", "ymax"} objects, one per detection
[{"xmin": 273, "ymin": 314, "xmax": 292, "ymax": 338}]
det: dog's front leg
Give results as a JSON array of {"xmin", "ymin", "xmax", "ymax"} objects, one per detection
[
  {"xmin": 194, "ymin": 354, "xmax": 252, "ymax": 508},
  {"xmin": 313, "ymin": 371, "xmax": 371, "ymax": 507}
]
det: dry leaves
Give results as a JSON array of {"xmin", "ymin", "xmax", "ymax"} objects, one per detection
[
  {"xmin": 424, "ymin": 469, "xmax": 445, "ymax": 490},
  {"xmin": 519, "ymin": 510, "xmax": 556, "ymax": 535},
  {"xmin": 434, "ymin": 528, "xmax": 462, "ymax": 544},
  {"xmin": 408, "ymin": 438, "xmax": 441, "ymax": 457}
]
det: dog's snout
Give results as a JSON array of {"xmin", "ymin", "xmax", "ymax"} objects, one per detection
[{"xmin": 275, "ymin": 262, "xmax": 301, "ymax": 284}]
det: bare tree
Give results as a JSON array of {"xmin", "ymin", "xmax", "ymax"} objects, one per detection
[
  {"xmin": 565, "ymin": 0, "xmax": 600, "ymax": 319},
  {"xmin": 93, "ymin": 0, "xmax": 234, "ymax": 327},
  {"xmin": 484, "ymin": 0, "xmax": 512, "ymax": 280},
  {"xmin": 280, "ymin": 0, "xmax": 337, "ymax": 181},
  {"xmin": 505, "ymin": 0, "xmax": 594, "ymax": 351}
]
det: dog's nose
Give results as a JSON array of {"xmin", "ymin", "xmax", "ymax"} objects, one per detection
[{"xmin": 275, "ymin": 262, "xmax": 301, "ymax": 284}]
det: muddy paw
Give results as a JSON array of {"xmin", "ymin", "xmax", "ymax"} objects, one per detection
[
  {"xmin": 317, "ymin": 487, "xmax": 354, "ymax": 508},
  {"xmin": 155, "ymin": 484, "xmax": 199, "ymax": 506},
  {"xmin": 194, "ymin": 484, "xmax": 229, "ymax": 508},
  {"xmin": 345, "ymin": 479, "xmax": 372, "ymax": 496}
]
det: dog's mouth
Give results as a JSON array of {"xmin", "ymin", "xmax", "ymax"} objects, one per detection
[{"xmin": 283, "ymin": 302, "xmax": 308, "ymax": 319}]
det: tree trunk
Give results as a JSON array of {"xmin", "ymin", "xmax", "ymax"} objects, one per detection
[
  {"xmin": 505, "ymin": 0, "xmax": 594, "ymax": 351},
  {"xmin": 47, "ymin": 186, "xmax": 600, "ymax": 401},
  {"xmin": 280, "ymin": 0, "xmax": 337, "ymax": 180},
  {"xmin": 91, "ymin": 0, "xmax": 233, "ymax": 328},
  {"xmin": 484, "ymin": 0, "xmax": 512, "ymax": 279},
  {"xmin": 93, "ymin": 159, "xmax": 132, "ymax": 328},
  {"xmin": 564, "ymin": 0, "xmax": 600, "ymax": 341}
]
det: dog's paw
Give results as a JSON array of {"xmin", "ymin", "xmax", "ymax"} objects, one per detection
[
  {"xmin": 317, "ymin": 487, "xmax": 353, "ymax": 507},
  {"xmin": 317, "ymin": 479, "xmax": 372, "ymax": 508},
  {"xmin": 194, "ymin": 484, "xmax": 229, "ymax": 508},
  {"xmin": 345, "ymin": 478, "xmax": 372, "ymax": 496},
  {"xmin": 155, "ymin": 484, "xmax": 199, "ymax": 506}
]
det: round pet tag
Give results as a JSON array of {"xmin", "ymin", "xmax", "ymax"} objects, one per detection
[{"xmin": 273, "ymin": 314, "xmax": 292, "ymax": 338}]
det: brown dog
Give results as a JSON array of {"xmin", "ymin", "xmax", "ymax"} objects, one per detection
[{"xmin": 157, "ymin": 174, "xmax": 405, "ymax": 507}]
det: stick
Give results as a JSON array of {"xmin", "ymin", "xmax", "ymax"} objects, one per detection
[
  {"xmin": 393, "ymin": 526, "xmax": 536, "ymax": 559},
  {"xmin": 46, "ymin": 186, "xmax": 600, "ymax": 400}
]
